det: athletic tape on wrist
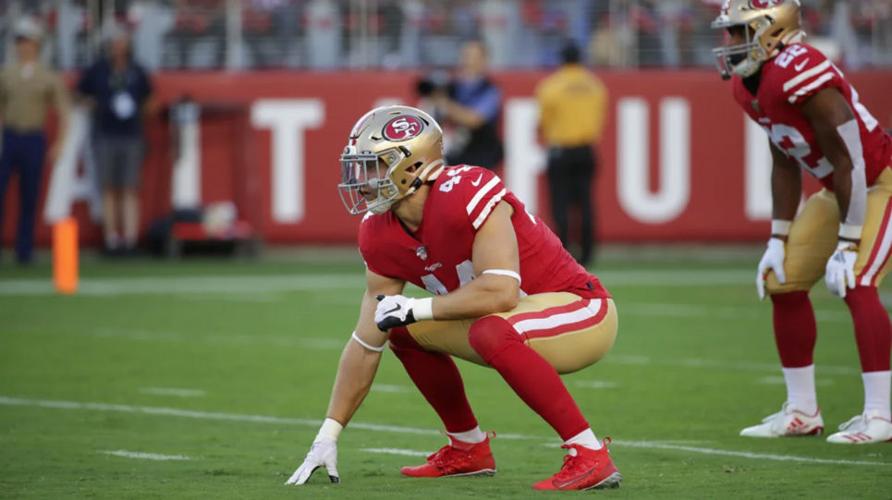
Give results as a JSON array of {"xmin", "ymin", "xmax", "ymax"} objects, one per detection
[
  {"xmin": 771, "ymin": 220, "xmax": 792, "ymax": 236},
  {"xmin": 412, "ymin": 297, "xmax": 434, "ymax": 321},
  {"xmin": 316, "ymin": 417, "xmax": 343, "ymax": 441},
  {"xmin": 838, "ymin": 223, "xmax": 862, "ymax": 241},
  {"xmin": 482, "ymin": 269, "xmax": 522, "ymax": 284},
  {"xmin": 351, "ymin": 331, "xmax": 386, "ymax": 352}
]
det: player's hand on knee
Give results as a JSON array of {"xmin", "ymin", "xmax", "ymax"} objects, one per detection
[
  {"xmin": 825, "ymin": 241, "xmax": 858, "ymax": 298},
  {"xmin": 375, "ymin": 294, "xmax": 432, "ymax": 331},
  {"xmin": 756, "ymin": 237, "xmax": 786, "ymax": 300},
  {"xmin": 285, "ymin": 438, "xmax": 340, "ymax": 485}
]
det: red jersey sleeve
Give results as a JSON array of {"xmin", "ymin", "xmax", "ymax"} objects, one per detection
[
  {"xmin": 357, "ymin": 211, "xmax": 389, "ymax": 277},
  {"xmin": 768, "ymin": 43, "xmax": 844, "ymax": 106},
  {"xmin": 443, "ymin": 166, "xmax": 507, "ymax": 231}
]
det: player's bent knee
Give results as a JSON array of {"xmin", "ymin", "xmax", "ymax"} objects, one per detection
[
  {"xmin": 765, "ymin": 278, "xmax": 812, "ymax": 296},
  {"xmin": 468, "ymin": 316, "xmax": 520, "ymax": 362},
  {"xmin": 388, "ymin": 326, "xmax": 423, "ymax": 352}
]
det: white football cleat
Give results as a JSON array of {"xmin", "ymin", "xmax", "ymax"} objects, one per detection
[
  {"xmin": 739, "ymin": 403, "xmax": 824, "ymax": 438},
  {"xmin": 826, "ymin": 411, "xmax": 892, "ymax": 444}
]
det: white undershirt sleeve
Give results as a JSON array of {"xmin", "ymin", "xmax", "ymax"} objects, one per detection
[{"xmin": 836, "ymin": 119, "xmax": 866, "ymax": 240}]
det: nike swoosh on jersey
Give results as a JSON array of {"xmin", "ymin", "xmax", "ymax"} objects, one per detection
[
  {"xmin": 471, "ymin": 174, "xmax": 484, "ymax": 186},
  {"xmin": 794, "ymin": 59, "xmax": 810, "ymax": 72}
]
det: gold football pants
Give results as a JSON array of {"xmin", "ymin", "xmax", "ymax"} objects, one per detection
[
  {"xmin": 766, "ymin": 167, "xmax": 892, "ymax": 294},
  {"xmin": 402, "ymin": 292, "xmax": 617, "ymax": 374}
]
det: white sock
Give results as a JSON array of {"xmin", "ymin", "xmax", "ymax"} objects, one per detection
[
  {"xmin": 782, "ymin": 365, "xmax": 818, "ymax": 415},
  {"xmin": 564, "ymin": 428, "xmax": 601, "ymax": 450},
  {"xmin": 862, "ymin": 371, "xmax": 891, "ymax": 420},
  {"xmin": 447, "ymin": 426, "xmax": 487, "ymax": 445}
]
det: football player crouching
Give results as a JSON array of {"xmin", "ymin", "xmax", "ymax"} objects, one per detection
[
  {"xmin": 285, "ymin": 105, "xmax": 623, "ymax": 490},
  {"xmin": 713, "ymin": 0, "xmax": 892, "ymax": 443}
]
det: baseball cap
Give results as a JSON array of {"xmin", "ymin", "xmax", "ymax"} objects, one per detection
[{"xmin": 14, "ymin": 17, "xmax": 44, "ymax": 42}]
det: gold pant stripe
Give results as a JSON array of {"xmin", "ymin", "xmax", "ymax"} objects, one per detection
[{"xmin": 858, "ymin": 198, "xmax": 892, "ymax": 287}]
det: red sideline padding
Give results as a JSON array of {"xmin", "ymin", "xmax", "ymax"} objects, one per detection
[{"xmin": 3, "ymin": 69, "xmax": 891, "ymax": 247}]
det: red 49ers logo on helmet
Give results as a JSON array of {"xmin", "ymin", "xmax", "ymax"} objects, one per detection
[
  {"xmin": 383, "ymin": 115, "xmax": 424, "ymax": 142},
  {"xmin": 750, "ymin": 0, "xmax": 781, "ymax": 8}
]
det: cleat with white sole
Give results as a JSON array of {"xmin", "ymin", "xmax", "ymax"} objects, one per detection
[
  {"xmin": 740, "ymin": 403, "xmax": 823, "ymax": 438},
  {"xmin": 826, "ymin": 411, "xmax": 892, "ymax": 444}
]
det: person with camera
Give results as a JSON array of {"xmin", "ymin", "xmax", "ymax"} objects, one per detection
[{"xmin": 419, "ymin": 40, "xmax": 503, "ymax": 171}]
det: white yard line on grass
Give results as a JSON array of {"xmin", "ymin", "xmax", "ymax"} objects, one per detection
[
  {"xmin": 361, "ymin": 448, "xmax": 430, "ymax": 457},
  {"xmin": 608, "ymin": 355, "xmax": 858, "ymax": 376},
  {"xmin": 574, "ymin": 380, "xmax": 619, "ymax": 390},
  {"xmin": 102, "ymin": 450, "xmax": 191, "ymax": 461},
  {"xmin": 1, "ymin": 395, "xmax": 887, "ymax": 468},
  {"xmin": 140, "ymin": 387, "xmax": 207, "ymax": 398},
  {"xmin": 623, "ymin": 302, "xmax": 850, "ymax": 323},
  {"xmin": 371, "ymin": 384, "xmax": 413, "ymax": 394}
]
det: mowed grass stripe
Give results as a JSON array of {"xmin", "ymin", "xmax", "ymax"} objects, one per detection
[{"xmin": 1, "ymin": 395, "xmax": 888, "ymax": 468}]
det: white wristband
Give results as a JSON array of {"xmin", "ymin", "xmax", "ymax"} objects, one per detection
[
  {"xmin": 412, "ymin": 297, "xmax": 434, "ymax": 321},
  {"xmin": 316, "ymin": 417, "xmax": 343, "ymax": 441},
  {"xmin": 351, "ymin": 331, "xmax": 386, "ymax": 352},
  {"xmin": 482, "ymin": 268, "xmax": 522, "ymax": 284},
  {"xmin": 838, "ymin": 223, "xmax": 862, "ymax": 241},
  {"xmin": 771, "ymin": 219, "xmax": 792, "ymax": 236}
]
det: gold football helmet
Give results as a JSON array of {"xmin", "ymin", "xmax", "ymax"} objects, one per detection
[
  {"xmin": 711, "ymin": 0, "xmax": 804, "ymax": 79},
  {"xmin": 338, "ymin": 105, "xmax": 444, "ymax": 215}
]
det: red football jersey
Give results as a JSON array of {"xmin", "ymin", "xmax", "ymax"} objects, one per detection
[
  {"xmin": 359, "ymin": 165, "xmax": 609, "ymax": 300},
  {"xmin": 733, "ymin": 42, "xmax": 892, "ymax": 189}
]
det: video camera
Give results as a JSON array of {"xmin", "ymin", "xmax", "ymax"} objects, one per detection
[{"xmin": 415, "ymin": 70, "xmax": 456, "ymax": 98}]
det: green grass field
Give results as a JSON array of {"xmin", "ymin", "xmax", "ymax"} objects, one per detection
[{"xmin": 2, "ymin": 247, "xmax": 891, "ymax": 499}]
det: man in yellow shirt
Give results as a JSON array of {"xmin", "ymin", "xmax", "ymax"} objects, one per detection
[
  {"xmin": 536, "ymin": 42, "xmax": 608, "ymax": 267},
  {"xmin": 0, "ymin": 18, "xmax": 70, "ymax": 264}
]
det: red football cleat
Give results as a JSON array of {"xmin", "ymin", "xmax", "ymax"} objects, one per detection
[
  {"xmin": 532, "ymin": 440, "xmax": 622, "ymax": 491},
  {"xmin": 400, "ymin": 435, "xmax": 496, "ymax": 478}
]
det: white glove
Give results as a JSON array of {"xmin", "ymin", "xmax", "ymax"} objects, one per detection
[
  {"xmin": 825, "ymin": 241, "xmax": 858, "ymax": 298},
  {"xmin": 756, "ymin": 237, "xmax": 787, "ymax": 300},
  {"xmin": 375, "ymin": 294, "xmax": 432, "ymax": 331},
  {"xmin": 285, "ymin": 437, "xmax": 339, "ymax": 485}
]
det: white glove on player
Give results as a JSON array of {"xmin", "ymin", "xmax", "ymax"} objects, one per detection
[
  {"xmin": 756, "ymin": 237, "xmax": 787, "ymax": 300},
  {"xmin": 375, "ymin": 294, "xmax": 434, "ymax": 331},
  {"xmin": 825, "ymin": 241, "xmax": 858, "ymax": 298},
  {"xmin": 285, "ymin": 437, "xmax": 339, "ymax": 485}
]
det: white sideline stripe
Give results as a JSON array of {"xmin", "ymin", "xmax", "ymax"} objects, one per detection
[
  {"xmin": 371, "ymin": 384, "xmax": 412, "ymax": 394},
  {"xmin": 140, "ymin": 387, "xmax": 207, "ymax": 398},
  {"xmin": 0, "ymin": 269, "xmax": 769, "ymax": 297},
  {"xmin": 757, "ymin": 376, "xmax": 833, "ymax": 386},
  {"xmin": 782, "ymin": 60, "xmax": 831, "ymax": 91},
  {"xmin": 788, "ymin": 73, "xmax": 835, "ymax": 104},
  {"xmin": 0, "ymin": 274, "xmax": 366, "ymax": 297},
  {"xmin": 607, "ymin": 354, "xmax": 858, "ymax": 376},
  {"xmin": 361, "ymin": 448, "xmax": 429, "ymax": 457},
  {"xmin": 471, "ymin": 189, "xmax": 507, "ymax": 230},
  {"xmin": 623, "ymin": 302, "xmax": 851, "ymax": 324},
  {"xmin": 574, "ymin": 380, "xmax": 619, "ymax": 390},
  {"xmin": 613, "ymin": 440, "xmax": 886, "ymax": 467},
  {"xmin": 1, "ymin": 395, "xmax": 888, "ymax": 467},
  {"xmin": 465, "ymin": 176, "xmax": 501, "ymax": 215},
  {"xmin": 102, "ymin": 450, "xmax": 191, "ymax": 461},
  {"xmin": 512, "ymin": 300, "xmax": 602, "ymax": 335}
]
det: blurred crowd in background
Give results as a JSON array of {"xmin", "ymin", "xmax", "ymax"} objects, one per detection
[{"xmin": 1, "ymin": 0, "xmax": 891, "ymax": 72}]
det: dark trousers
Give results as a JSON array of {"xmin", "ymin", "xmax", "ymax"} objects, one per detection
[
  {"xmin": 546, "ymin": 144, "xmax": 597, "ymax": 267},
  {"xmin": 0, "ymin": 129, "xmax": 46, "ymax": 263}
]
